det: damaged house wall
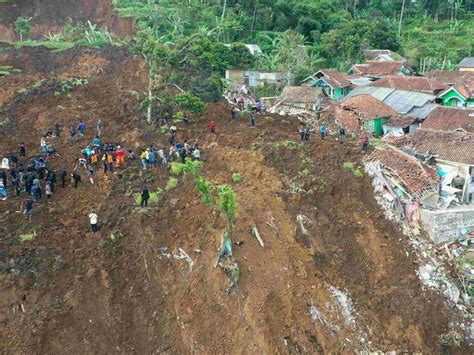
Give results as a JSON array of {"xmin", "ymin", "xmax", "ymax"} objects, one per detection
[{"xmin": 420, "ymin": 207, "xmax": 474, "ymax": 244}]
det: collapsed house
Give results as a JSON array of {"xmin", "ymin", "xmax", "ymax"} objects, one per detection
[
  {"xmin": 368, "ymin": 129, "xmax": 474, "ymax": 244},
  {"xmin": 224, "ymin": 84, "xmax": 256, "ymax": 107},
  {"xmin": 382, "ymin": 115, "xmax": 419, "ymax": 136},
  {"xmin": 266, "ymin": 86, "xmax": 327, "ymax": 116},
  {"xmin": 320, "ymin": 94, "xmax": 397, "ymax": 135}
]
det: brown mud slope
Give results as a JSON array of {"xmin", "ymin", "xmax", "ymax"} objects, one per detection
[
  {"xmin": 0, "ymin": 0, "xmax": 135, "ymax": 41},
  {"xmin": 0, "ymin": 46, "xmax": 466, "ymax": 353}
]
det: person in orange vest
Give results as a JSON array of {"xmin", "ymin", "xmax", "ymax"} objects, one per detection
[{"xmin": 116, "ymin": 146, "xmax": 125, "ymax": 167}]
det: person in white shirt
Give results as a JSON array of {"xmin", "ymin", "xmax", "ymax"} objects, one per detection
[
  {"xmin": 89, "ymin": 210, "xmax": 98, "ymax": 233},
  {"xmin": 1, "ymin": 157, "xmax": 9, "ymax": 170},
  {"xmin": 193, "ymin": 148, "xmax": 201, "ymax": 161}
]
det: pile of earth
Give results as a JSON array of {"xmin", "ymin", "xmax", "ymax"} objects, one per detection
[
  {"xmin": 0, "ymin": 0, "xmax": 135, "ymax": 41},
  {"xmin": 0, "ymin": 45, "xmax": 469, "ymax": 353}
]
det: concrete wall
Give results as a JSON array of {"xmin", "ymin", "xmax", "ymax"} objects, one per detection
[{"xmin": 421, "ymin": 207, "xmax": 474, "ymax": 244}]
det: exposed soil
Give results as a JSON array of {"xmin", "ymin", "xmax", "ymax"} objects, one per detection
[
  {"xmin": 0, "ymin": 0, "xmax": 135, "ymax": 41},
  {"xmin": 0, "ymin": 45, "xmax": 469, "ymax": 353}
]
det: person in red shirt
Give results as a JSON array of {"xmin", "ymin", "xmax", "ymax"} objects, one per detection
[
  {"xmin": 116, "ymin": 146, "xmax": 125, "ymax": 167},
  {"xmin": 361, "ymin": 135, "xmax": 369, "ymax": 152},
  {"xmin": 208, "ymin": 120, "xmax": 216, "ymax": 134}
]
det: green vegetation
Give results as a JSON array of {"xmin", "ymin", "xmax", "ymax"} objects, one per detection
[
  {"xmin": 231, "ymin": 173, "xmax": 242, "ymax": 183},
  {"xmin": 172, "ymin": 93, "xmax": 205, "ymax": 114},
  {"xmin": 343, "ymin": 162, "xmax": 364, "ymax": 178},
  {"xmin": 195, "ymin": 176, "xmax": 214, "ymax": 205},
  {"xmin": 15, "ymin": 16, "xmax": 31, "ymax": 42},
  {"xmin": 134, "ymin": 188, "xmax": 163, "ymax": 205},
  {"xmin": 165, "ymin": 177, "xmax": 178, "ymax": 191},
  {"xmin": 170, "ymin": 159, "xmax": 203, "ymax": 176},
  {"xmin": 217, "ymin": 185, "xmax": 238, "ymax": 225}
]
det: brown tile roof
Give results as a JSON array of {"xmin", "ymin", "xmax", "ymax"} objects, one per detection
[
  {"xmin": 369, "ymin": 76, "xmax": 445, "ymax": 94},
  {"xmin": 320, "ymin": 95, "xmax": 396, "ymax": 131},
  {"xmin": 422, "ymin": 107, "xmax": 474, "ymax": 132},
  {"xmin": 364, "ymin": 50, "xmax": 405, "ymax": 61},
  {"xmin": 427, "ymin": 70, "xmax": 474, "ymax": 86},
  {"xmin": 385, "ymin": 115, "xmax": 418, "ymax": 128},
  {"xmin": 314, "ymin": 69, "xmax": 351, "ymax": 88},
  {"xmin": 392, "ymin": 129, "xmax": 474, "ymax": 165},
  {"xmin": 368, "ymin": 144, "xmax": 438, "ymax": 196},
  {"xmin": 279, "ymin": 86, "xmax": 324, "ymax": 103},
  {"xmin": 350, "ymin": 61, "xmax": 407, "ymax": 76}
]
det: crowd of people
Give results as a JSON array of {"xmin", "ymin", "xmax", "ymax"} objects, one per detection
[{"xmin": 0, "ymin": 116, "xmax": 204, "ymax": 233}]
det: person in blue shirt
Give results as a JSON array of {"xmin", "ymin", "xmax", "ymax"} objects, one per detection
[
  {"xmin": 92, "ymin": 136, "xmax": 101, "ymax": 148},
  {"xmin": 78, "ymin": 121, "xmax": 86, "ymax": 137},
  {"xmin": 319, "ymin": 124, "xmax": 327, "ymax": 140}
]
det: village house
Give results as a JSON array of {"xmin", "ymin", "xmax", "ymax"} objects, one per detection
[
  {"xmin": 345, "ymin": 86, "xmax": 437, "ymax": 121},
  {"xmin": 436, "ymin": 79, "xmax": 474, "ymax": 108},
  {"xmin": 320, "ymin": 94, "xmax": 396, "ymax": 136},
  {"xmin": 266, "ymin": 86, "xmax": 326, "ymax": 116},
  {"xmin": 368, "ymin": 76, "xmax": 445, "ymax": 95},
  {"xmin": 301, "ymin": 69, "xmax": 352, "ymax": 100},
  {"xmin": 382, "ymin": 115, "xmax": 419, "ymax": 136},
  {"xmin": 367, "ymin": 129, "xmax": 474, "ymax": 244},
  {"xmin": 363, "ymin": 49, "xmax": 406, "ymax": 62},
  {"xmin": 422, "ymin": 106, "xmax": 474, "ymax": 133},
  {"xmin": 224, "ymin": 43, "xmax": 263, "ymax": 55},
  {"xmin": 457, "ymin": 57, "xmax": 474, "ymax": 72},
  {"xmin": 225, "ymin": 69, "xmax": 295, "ymax": 88},
  {"xmin": 348, "ymin": 61, "xmax": 413, "ymax": 78},
  {"xmin": 390, "ymin": 129, "xmax": 474, "ymax": 243}
]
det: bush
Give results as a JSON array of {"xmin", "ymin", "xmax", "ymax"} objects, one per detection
[
  {"xmin": 353, "ymin": 169, "xmax": 364, "ymax": 178},
  {"xmin": 232, "ymin": 173, "xmax": 242, "ymax": 183},
  {"xmin": 170, "ymin": 162, "xmax": 184, "ymax": 175},
  {"xmin": 343, "ymin": 162, "xmax": 354, "ymax": 170},
  {"xmin": 217, "ymin": 185, "xmax": 238, "ymax": 224},
  {"xmin": 195, "ymin": 176, "xmax": 214, "ymax": 205},
  {"xmin": 172, "ymin": 93, "xmax": 205, "ymax": 114}
]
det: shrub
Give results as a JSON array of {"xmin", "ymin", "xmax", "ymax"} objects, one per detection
[
  {"xmin": 217, "ymin": 185, "xmax": 238, "ymax": 224},
  {"xmin": 195, "ymin": 176, "xmax": 214, "ymax": 205},
  {"xmin": 231, "ymin": 173, "xmax": 242, "ymax": 183},
  {"xmin": 172, "ymin": 93, "xmax": 205, "ymax": 114},
  {"xmin": 353, "ymin": 169, "xmax": 364, "ymax": 178},
  {"xmin": 170, "ymin": 162, "xmax": 184, "ymax": 175},
  {"xmin": 134, "ymin": 188, "xmax": 163, "ymax": 205},
  {"xmin": 182, "ymin": 159, "xmax": 203, "ymax": 175},
  {"xmin": 343, "ymin": 162, "xmax": 354, "ymax": 170}
]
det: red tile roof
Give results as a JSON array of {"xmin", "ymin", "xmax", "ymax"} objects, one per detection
[
  {"xmin": 427, "ymin": 70, "xmax": 474, "ymax": 86},
  {"xmin": 314, "ymin": 69, "xmax": 351, "ymax": 88},
  {"xmin": 392, "ymin": 129, "xmax": 474, "ymax": 165},
  {"xmin": 385, "ymin": 115, "xmax": 418, "ymax": 128},
  {"xmin": 368, "ymin": 144, "xmax": 438, "ymax": 196},
  {"xmin": 369, "ymin": 76, "xmax": 445, "ymax": 94},
  {"xmin": 321, "ymin": 95, "xmax": 396, "ymax": 131},
  {"xmin": 350, "ymin": 61, "xmax": 407, "ymax": 76},
  {"xmin": 422, "ymin": 106, "xmax": 474, "ymax": 133}
]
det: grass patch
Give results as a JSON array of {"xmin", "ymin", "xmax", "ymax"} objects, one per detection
[
  {"xmin": 170, "ymin": 159, "xmax": 203, "ymax": 176},
  {"xmin": 353, "ymin": 169, "xmax": 364, "ymax": 178},
  {"xmin": 343, "ymin": 162, "xmax": 354, "ymax": 170},
  {"xmin": 19, "ymin": 231, "xmax": 37, "ymax": 243},
  {"xmin": 231, "ymin": 173, "xmax": 242, "ymax": 183},
  {"xmin": 272, "ymin": 140, "xmax": 301, "ymax": 149},
  {"xmin": 13, "ymin": 40, "xmax": 75, "ymax": 51},
  {"xmin": 134, "ymin": 188, "xmax": 163, "ymax": 205},
  {"xmin": 165, "ymin": 177, "xmax": 178, "ymax": 191}
]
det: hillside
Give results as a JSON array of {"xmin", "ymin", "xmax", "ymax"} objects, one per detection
[{"xmin": 0, "ymin": 45, "xmax": 469, "ymax": 353}]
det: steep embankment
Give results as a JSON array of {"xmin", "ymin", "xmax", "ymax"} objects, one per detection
[
  {"xmin": 0, "ymin": 45, "xmax": 467, "ymax": 353},
  {"xmin": 0, "ymin": 0, "xmax": 135, "ymax": 41}
]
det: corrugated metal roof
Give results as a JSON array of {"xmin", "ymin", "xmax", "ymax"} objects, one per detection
[
  {"xmin": 349, "ymin": 78, "xmax": 374, "ymax": 86},
  {"xmin": 346, "ymin": 87, "xmax": 435, "ymax": 119},
  {"xmin": 346, "ymin": 86, "xmax": 394, "ymax": 101},
  {"xmin": 408, "ymin": 103, "xmax": 437, "ymax": 120},
  {"xmin": 384, "ymin": 90, "xmax": 434, "ymax": 114}
]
